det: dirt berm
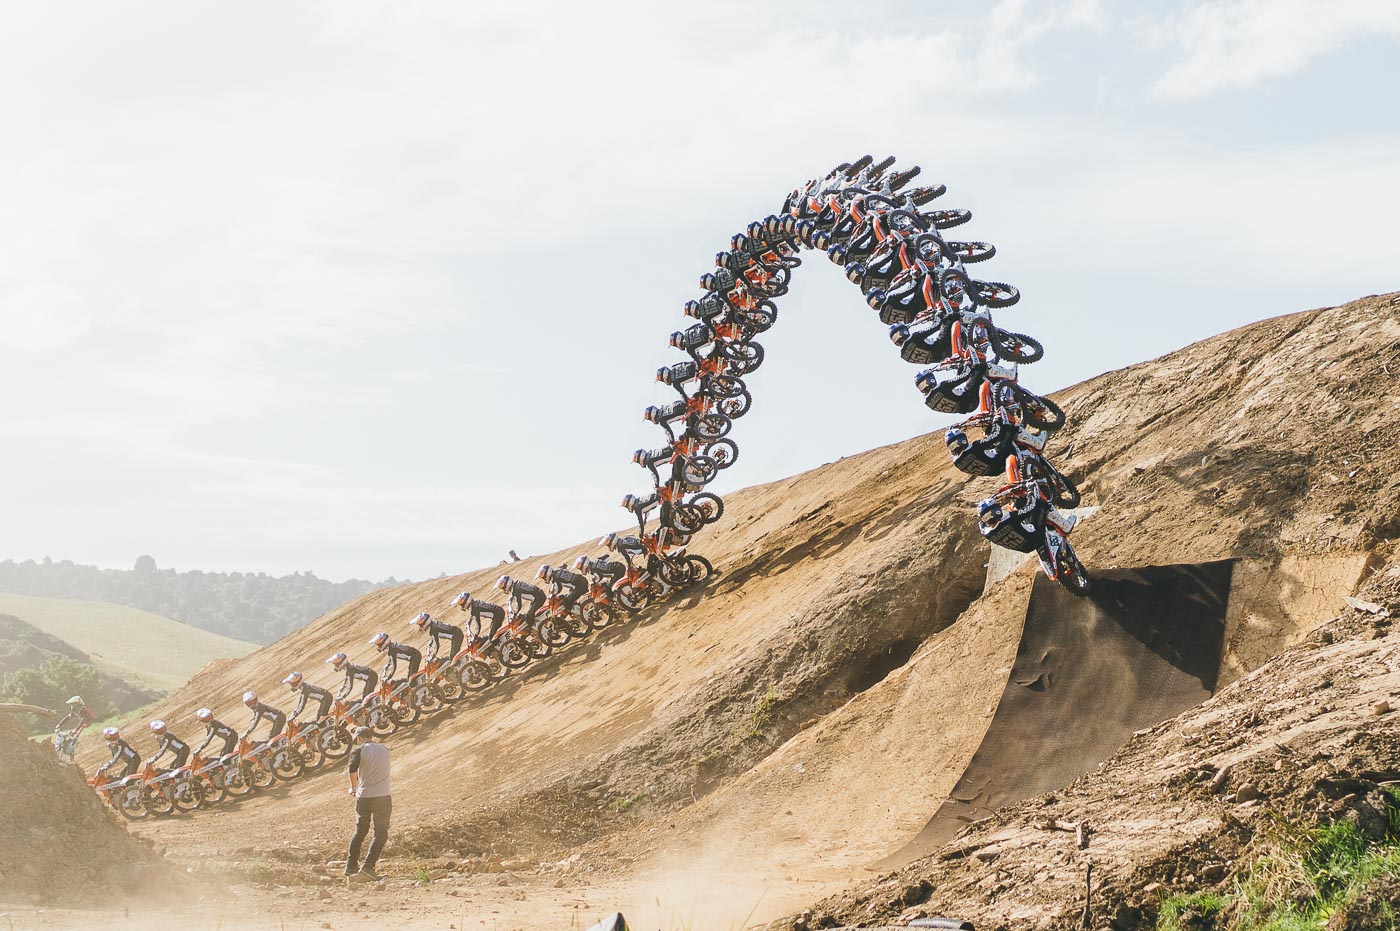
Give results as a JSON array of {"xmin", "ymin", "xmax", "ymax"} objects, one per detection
[
  {"xmin": 52, "ymin": 292, "xmax": 1397, "ymax": 929},
  {"xmin": 0, "ymin": 715, "xmax": 170, "ymax": 906}
]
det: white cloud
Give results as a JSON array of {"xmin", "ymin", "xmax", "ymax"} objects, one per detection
[
  {"xmin": 0, "ymin": 282, "xmax": 93, "ymax": 351},
  {"xmin": 1147, "ymin": 0, "xmax": 1400, "ymax": 98}
]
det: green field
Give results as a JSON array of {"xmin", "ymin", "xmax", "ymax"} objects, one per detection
[{"xmin": 0, "ymin": 593, "xmax": 256, "ymax": 692}]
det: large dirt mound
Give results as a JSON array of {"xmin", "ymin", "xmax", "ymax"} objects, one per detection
[
  {"xmin": 0, "ymin": 716, "xmax": 168, "ymax": 905},
  {"xmin": 60, "ymin": 292, "xmax": 1395, "ymax": 929}
]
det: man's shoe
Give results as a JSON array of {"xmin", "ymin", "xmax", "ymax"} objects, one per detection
[{"xmin": 356, "ymin": 868, "xmax": 381, "ymax": 882}]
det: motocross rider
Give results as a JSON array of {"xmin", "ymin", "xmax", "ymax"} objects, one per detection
[
  {"xmin": 494, "ymin": 575, "xmax": 545, "ymax": 624},
  {"xmin": 193, "ymin": 707, "xmax": 239, "ymax": 758},
  {"xmin": 575, "ymin": 553, "xmax": 625, "ymax": 587},
  {"xmin": 239, "ymin": 690, "xmax": 287, "ymax": 744},
  {"xmin": 146, "ymin": 719, "xmax": 191, "ymax": 771},
  {"xmin": 329, "ymin": 651, "xmax": 379, "ymax": 702},
  {"xmin": 97, "ymin": 727, "xmax": 141, "ymax": 780},
  {"xmin": 451, "ymin": 592, "xmax": 506, "ymax": 642},
  {"xmin": 284, "ymin": 671, "xmax": 334, "ymax": 722},
  {"xmin": 410, "ymin": 611, "xmax": 463, "ymax": 664},
  {"xmin": 53, "ymin": 695, "xmax": 94, "ymax": 755},
  {"xmin": 370, "ymin": 632, "xmax": 421, "ymax": 684},
  {"xmin": 537, "ymin": 563, "xmax": 588, "ymax": 612}
]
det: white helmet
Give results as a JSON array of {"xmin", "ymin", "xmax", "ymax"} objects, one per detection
[
  {"xmin": 242, "ymin": 690, "xmax": 258, "ymax": 707},
  {"xmin": 370, "ymin": 632, "xmax": 390, "ymax": 651},
  {"xmin": 283, "ymin": 672, "xmax": 303, "ymax": 689},
  {"xmin": 195, "ymin": 708, "xmax": 214, "ymax": 722},
  {"xmin": 451, "ymin": 592, "xmax": 472, "ymax": 610},
  {"xmin": 327, "ymin": 652, "xmax": 348, "ymax": 670},
  {"xmin": 102, "ymin": 727, "xmax": 120, "ymax": 741},
  {"xmin": 410, "ymin": 612, "xmax": 431, "ymax": 630},
  {"xmin": 148, "ymin": 720, "xmax": 167, "ymax": 735}
]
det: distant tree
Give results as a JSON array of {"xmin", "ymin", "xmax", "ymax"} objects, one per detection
[
  {"xmin": 0, "ymin": 656, "xmax": 114, "ymax": 720},
  {"xmin": 133, "ymin": 555, "xmax": 157, "ymax": 574}
]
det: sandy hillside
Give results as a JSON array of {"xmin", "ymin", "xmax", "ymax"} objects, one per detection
[{"xmin": 25, "ymin": 292, "xmax": 1395, "ymax": 930}]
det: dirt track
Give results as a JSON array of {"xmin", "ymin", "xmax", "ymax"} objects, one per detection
[{"xmin": 16, "ymin": 293, "xmax": 1397, "ymax": 929}]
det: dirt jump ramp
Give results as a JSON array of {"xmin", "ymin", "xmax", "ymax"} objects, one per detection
[{"xmin": 873, "ymin": 561, "xmax": 1231, "ymax": 870}]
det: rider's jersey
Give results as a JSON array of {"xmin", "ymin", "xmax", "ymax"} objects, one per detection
[
  {"xmin": 56, "ymin": 706, "xmax": 95, "ymax": 734},
  {"xmin": 380, "ymin": 641, "xmax": 422, "ymax": 681},
  {"xmin": 100, "ymin": 739, "xmax": 141, "ymax": 778},
  {"xmin": 241, "ymin": 702, "xmax": 287, "ymax": 742},
  {"xmin": 425, "ymin": 619, "xmax": 464, "ymax": 662},
  {"xmin": 466, "ymin": 601, "xmax": 505, "ymax": 639},
  {"xmin": 150, "ymin": 732, "xmax": 191, "ymax": 770},
  {"xmin": 612, "ymin": 535, "xmax": 648, "ymax": 567},
  {"xmin": 195, "ymin": 719, "xmax": 238, "ymax": 757},
  {"xmin": 291, "ymin": 682, "xmax": 334, "ymax": 721},
  {"xmin": 549, "ymin": 568, "xmax": 587, "ymax": 599},
  {"xmin": 506, "ymin": 580, "xmax": 545, "ymax": 616},
  {"xmin": 580, "ymin": 556, "xmax": 624, "ymax": 582},
  {"xmin": 336, "ymin": 662, "xmax": 378, "ymax": 700}
]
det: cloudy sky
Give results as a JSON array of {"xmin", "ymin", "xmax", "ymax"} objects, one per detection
[{"xmin": 0, "ymin": 0, "xmax": 1395, "ymax": 581}]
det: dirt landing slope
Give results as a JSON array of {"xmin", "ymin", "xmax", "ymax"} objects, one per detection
[
  {"xmin": 772, "ymin": 557, "xmax": 1400, "ymax": 931},
  {"xmin": 877, "ymin": 563, "xmax": 1231, "ymax": 869},
  {"xmin": 0, "ymin": 716, "xmax": 170, "ymax": 906}
]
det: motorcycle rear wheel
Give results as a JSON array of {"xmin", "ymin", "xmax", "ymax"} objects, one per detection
[
  {"xmin": 116, "ymin": 785, "xmax": 148, "ymax": 820},
  {"xmin": 437, "ymin": 667, "xmax": 465, "ymax": 703},
  {"xmin": 461, "ymin": 660, "xmax": 494, "ymax": 691},
  {"xmin": 499, "ymin": 639, "xmax": 531, "ymax": 669},
  {"xmin": 581, "ymin": 600, "xmax": 615, "ymax": 631},
  {"xmin": 538, "ymin": 618, "xmax": 571, "ymax": 649},
  {"xmin": 389, "ymin": 698, "xmax": 420, "ymax": 727},
  {"xmin": 172, "ymin": 779, "xmax": 204, "ymax": 813},
  {"xmin": 318, "ymin": 724, "xmax": 351, "ymax": 759},
  {"xmin": 223, "ymin": 763, "xmax": 254, "ymax": 797},
  {"xmin": 617, "ymin": 583, "xmax": 650, "ymax": 612}
]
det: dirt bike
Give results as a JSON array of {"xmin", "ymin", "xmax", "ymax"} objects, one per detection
[
  {"xmin": 542, "ymin": 593, "xmax": 592, "ymax": 640},
  {"xmin": 664, "ymin": 486, "xmax": 725, "ymax": 534},
  {"xmin": 419, "ymin": 654, "xmax": 465, "ymax": 703},
  {"xmin": 312, "ymin": 706, "xmax": 354, "ymax": 759},
  {"xmin": 52, "ymin": 730, "xmax": 78, "ymax": 763},
  {"xmin": 277, "ymin": 719, "xmax": 326, "ymax": 771},
  {"xmin": 491, "ymin": 610, "xmax": 548, "ymax": 668},
  {"xmin": 244, "ymin": 734, "xmax": 302, "ymax": 782},
  {"xmin": 614, "ymin": 563, "xmax": 665, "ymax": 612},
  {"xmin": 87, "ymin": 771, "xmax": 152, "ymax": 820},
  {"xmin": 645, "ymin": 398, "xmax": 732, "ymax": 445},
  {"xmin": 977, "ymin": 483, "xmax": 1091, "ymax": 596},
  {"xmin": 185, "ymin": 752, "xmax": 230, "ymax": 807},
  {"xmin": 449, "ymin": 634, "xmax": 507, "ymax": 690},
  {"xmin": 916, "ymin": 362, "xmax": 1066, "ymax": 431},
  {"xmin": 370, "ymin": 676, "xmax": 427, "ymax": 729},
  {"xmin": 334, "ymin": 695, "xmax": 397, "ymax": 740},
  {"xmin": 578, "ymin": 581, "xmax": 619, "ymax": 630}
]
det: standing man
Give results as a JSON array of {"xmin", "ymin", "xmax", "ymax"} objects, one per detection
[{"xmin": 344, "ymin": 726, "xmax": 391, "ymax": 882}]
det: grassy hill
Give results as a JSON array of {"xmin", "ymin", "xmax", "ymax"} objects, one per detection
[{"xmin": 0, "ymin": 593, "xmax": 256, "ymax": 692}]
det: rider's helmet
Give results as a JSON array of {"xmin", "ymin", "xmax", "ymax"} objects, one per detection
[
  {"xmin": 826, "ymin": 244, "xmax": 847, "ymax": 264},
  {"xmin": 888, "ymin": 324, "xmax": 910, "ymax": 347},
  {"xmin": 865, "ymin": 288, "xmax": 886, "ymax": 311},
  {"xmin": 698, "ymin": 272, "xmax": 718, "ymax": 292},
  {"xmin": 977, "ymin": 498, "xmax": 1004, "ymax": 530},
  {"xmin": 370, "ymin": 632, "xmax": 390, "ymax": 652},
  {"xmin": 410, "ymin": 611, "xmax": 431, "ymax": 631},
  {"xmin": 494, "ymin": 575, "xmax": 511, "ymax": 593},
  {"xmin": 642, "ymin": 406, "xmax": 660, "ymax": 423},
  {"xmin": 600, "ymin": 532, "xmax": 619, "ymax": 551},
  {"xmin": 102, "ymin": 727, "xmax": 120, "ymax": 742},
  {"xmin": 681, "ymin": 300, "xmax": 701, "ymax": 320},
  {"xmin": 573, "ymin": 555, "xmax": 589, "ymax": 571},
  {"xmin": 945, "ymin": 429, "xmax": 970, "ymax": 457},
  {"xmin": 327, "ymin": 651, "xmax": 348, "ymax": 670},
  {"xmin": 844, "ymin": 262, "xmax": 866, "ymax": 285},
  {"xmin": 242, "ymin": 690, "xmax": 258, "ymax": 707},
  {"xmin": 283, "ymin": 672, "xmax": 303, "ymax": 690},
  {"xmin": 535, "ymin": 564, "xmax": 554, "ymax": 582},
  {"xmin": 195, "ymin": 708, "xmax": 214, "ymax": 723},
  {"xmin": 631, "ymin": 448, "xmax": 647, "ymax": 465},
  {"xmin": 451, "ymin": 592, "xmax": 472, "ymax": 610},
  {"xmin": 666, "ymin": 332, "xmax": 684, "ymax": 349},
  {"xmin": 66, "ymin": 695, "xmax": 83, "ymax": 707},
  {"xmin": 148, "ymin": 720, "xmax": 167, "ymax": 735},
  {"xmin": 621, "ymin": 494, "xmax": 638, "ymax": 510}
]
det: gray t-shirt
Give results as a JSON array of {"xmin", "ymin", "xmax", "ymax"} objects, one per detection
[{"xmin": 347, "ymin": 742, "xmax": 391, "ymax": 798}]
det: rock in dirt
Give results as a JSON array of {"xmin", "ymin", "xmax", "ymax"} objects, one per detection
[{"xmin": 1235, "ymin": 782, "xmax": 1261, "ymax": 802}]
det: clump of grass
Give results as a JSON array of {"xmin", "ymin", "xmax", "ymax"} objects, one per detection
[
  {"xmin": 747, "ymin": 685, "xmax": 776, "ymax": 738},
  {"xmin": 610, "ymin": 794, "xmax": 638, "ymax": 812},
  {"xmin": 243, "ymin": 859, "xmax": 270, "ymax": 884},
  {"xmin": 410, "ymin": 866, "xmax": 433, "ymax": 886},
  {"xmin": 1154, "ymin": 789, "xmax": 1400, "ymax": 929}
]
